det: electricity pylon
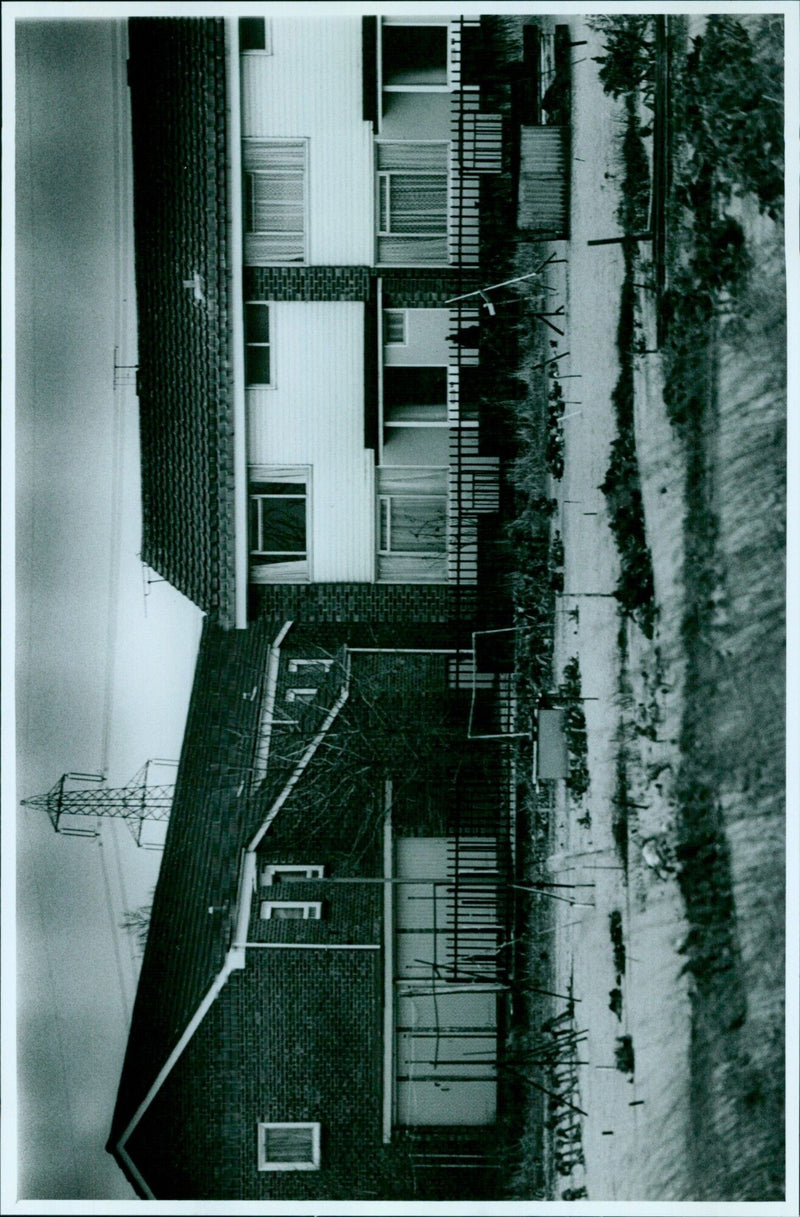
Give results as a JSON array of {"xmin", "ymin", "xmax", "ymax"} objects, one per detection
[{"xmin": 22, "ymin": 760, "xmax": 177, "ymax": 848}]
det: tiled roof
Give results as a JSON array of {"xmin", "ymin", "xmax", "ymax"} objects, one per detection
[
  {"xmin": 108, "ymin": 618, "xmax": 273, "ymax": 1160},
  {"xmin": 128, "ymin": 19, "xmax": 236, "ymax": 626}
]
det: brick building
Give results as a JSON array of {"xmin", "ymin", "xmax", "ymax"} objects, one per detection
[{"xmin": 109, "ymin": 15, "xmax": 521, "ymax": 1199}]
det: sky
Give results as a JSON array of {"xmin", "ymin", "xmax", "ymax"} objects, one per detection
[{"xmin": 10, "ymin": 16, "xmax": 203, "ymax": 1202}]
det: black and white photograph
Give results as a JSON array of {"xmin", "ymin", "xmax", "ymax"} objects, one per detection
[{"xmin": 7, "ymin": 1, "xmax": 795, "ymax": 1207}]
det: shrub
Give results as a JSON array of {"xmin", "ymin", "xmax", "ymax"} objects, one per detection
[
  {"xmin": 609, "ymin": 909, "xmax": 626, "ymax": 978},
  {"xmin": 588, "ymin": 15, "xmax": 656, "ymax": 106},
  {"xmin": 615, "ymin": 1034, "xmax": 635, "ymax": 1076}
]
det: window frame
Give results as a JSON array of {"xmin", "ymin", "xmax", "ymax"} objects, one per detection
[
  {"xmin": 377, "ymin": 170, "xmax": 448, "ymax": 240},
  {"xmin": 242, "ymin": 139, "xmax": 309, "ymax": 265},
  {"xmin": 378, "ymin": 493, "xmax": 447, "ymax": 558},
  {"xmin": 239, "ymin": 17, "xmax": 274, "ymax": 54},
  {"xmin": 287, "ymin": 657, "xmax": 334, "ymax": 675},
  {"xmin": 383, "ymin": 309, "xmax": 408, "ymax": 346},
  {"xmin": 244, "ymin": 301, "xmax": 274, "ymax": 388},
  {"xmin": 262, "ymin": 864, "xmax": 325, "ymax": 886},
  {"xmin": 260, "ymin": 900, "xmax": 323, "ymax": 920},
  {"xmin": 257, "ymin": 1122, "xmax": 321, "ymax": 1172},
  {"xmin": 248, "ymin": 467, "xmax": 311, "ymax": 584},
  {"xmin": 286, "ymin": 687, "xmax": 318, "ymax": 704}
]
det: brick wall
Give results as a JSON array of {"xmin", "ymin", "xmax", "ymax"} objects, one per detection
[
  {"xmin": 379, "ymin": 270, "xmax": 483, "ymax": 309},
  {"xmin": 250, "ymin": 582, "xmax": 481, "ymax": 648},
  {"xmin": 249, "ymin": 875, "xmax": 381, "ymax": 946},
  {"xmin": 244, "ymin": 266, "xmax": 372, "ymax": 302},
  {"xmin": 243, "ymin": 265, "xmax": 484, "ymax": 310},
  {"xmin": 128, "ymin": 951, "xmax": 386, "ymax": 1199}
]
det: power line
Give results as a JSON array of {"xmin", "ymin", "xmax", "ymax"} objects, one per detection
[{"xmin": 100, "ymin": 22, "xmax": 133, "ymax": 778}]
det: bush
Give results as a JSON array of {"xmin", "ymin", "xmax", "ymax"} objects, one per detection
[
  {"xmin": 588, "ymin": 15, "xmax": 656, "ymax": 105},
  {"xmin": 609, "ymin": 909, "xmax": 626, "ymax": 978},
  {"xmin": 686, "ymin": 17, "xmax": 783, "ymax": 218},
  {"xmin": 615, "ymin": 1034, "xmax": 635, "ymax": 1076},
  {"xmin": 558, "ymin": 658, "xmax": 590, "ymax": 799}
]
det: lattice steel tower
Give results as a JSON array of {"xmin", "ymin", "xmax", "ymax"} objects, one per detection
[{"xmin": 22, "ymin": 760, "xmax": 177, "ymax": 848}]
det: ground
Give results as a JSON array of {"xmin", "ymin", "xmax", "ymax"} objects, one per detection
[{"xmin": 510, "ymin": 15, "xmax": 785, "ymax": 1201}]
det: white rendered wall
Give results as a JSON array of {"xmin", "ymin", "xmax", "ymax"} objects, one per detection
[
  {"xmin": 241, "ymin": 19, "xmax": 373, "ymax": 265},
  {"xmin": 247, "ymin": 302, "xmax": 374, "ymax": 582}
]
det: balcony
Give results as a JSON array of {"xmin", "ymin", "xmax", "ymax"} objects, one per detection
[
  {"xmin": 375, "ymin": 290, "xmax": 500, "ymax": 587},
  {"xmin": 373, "ymin": 18, "xmax": 501, "ymax": 268}
]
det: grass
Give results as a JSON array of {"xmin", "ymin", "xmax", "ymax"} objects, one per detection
[{"xmin": 595, "ymin": 12, "xmax": 785, "ymax": 1199}]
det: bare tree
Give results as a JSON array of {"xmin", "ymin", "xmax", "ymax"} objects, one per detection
[{"xmin": 120, "ymin": 893, "xmax": 154, "ymax": 953}]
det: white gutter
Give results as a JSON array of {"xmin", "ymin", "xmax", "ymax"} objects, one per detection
[
  {"xmin": 247, "ymin": 651, "xmax": 352, "ymax": 854},
  {"xmin": 227, "ymin": 651, "xmax": 352, "ymax": 959},
  {"xmin": 376, "ymin": 277, "xmax": 384, "ymax": 466},
  {"xmin": 226, "ymin": 20, "xmax": 249, "ymax": 629},
  {"xmin": 116, "ymin": 948, "xmax": 244, "ymax": 1187},
  {"xmin": 239, "ymin": 941, "xmax": 380, "ymax": 951},
  {"xmin": 382, "ymin": 780, "xmax": 394, "ymax": 1144}
]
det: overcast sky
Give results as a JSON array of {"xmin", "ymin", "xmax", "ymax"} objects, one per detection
[{"xmin": 12, "ymin": 16, "xmax": 203, "ymax": 1201}]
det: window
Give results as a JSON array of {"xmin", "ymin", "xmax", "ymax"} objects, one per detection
[
  {"xmin": 257, "ymin": 1122, "xmax": 320, "ymax": 1171},
  {"xmin": 376, "ymin": 142, "xmax": 448, "ymax": 265},
  {"xmin": 286, "ymin": 687, "xmax": 317, "ymax": 704},
  {"xmin": 379, "ymin": 496, "xmax": 446, "ymax": 555},
  {"xmin": 248, "ymin": 468, "xmax": 310, "ymax": 583},
  {"xmin": 383, "ymin": 310, "xmax": 407, "ymax": 345},
  {"xmin": 243, "ymin": 141, "xmax": 307, "ymax": 264},
  {"xmin": 245, "ymin": 303, "xmax": 272, "ymax": 386},
  {"xmin": 383, "ymin": 366, "xmax": 447, "ymax": 415},
  {"xmin": 382, "ymin": 23, "xmax": 448, "ymax": 88},
  {"xmin": 239, "ymin": 18, "xmax": 273, "ymax": 53},
  {"xmin": 376, "ymin": 466, "xmax": 447, "ymax": 582},
  {"xmin": 260, "ymin": 901, "xmax": 322, "ymax": 920},
  {"xmin": 287, "ymin": 658, "xmax": 333, "ymax": 675},
  {"xmin": 378, "ymin": 173, "xmax": 447, "ymax": 237},
  {"xmin": 262, "ymin": 864, "xmax": 325, "ymax": 886}
]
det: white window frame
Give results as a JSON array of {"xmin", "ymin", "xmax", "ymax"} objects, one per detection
[
  {"xmin": 257, "ymin": 1122, "xmax": 321, "ymax": 1172},
  {"xmin": 286, "ymin": 687, "xmax": 317, "ymax": 704},
  {"xmin": 262, "ymin": 864, "xmax": 325, "ymax": 886},
  {"xmin": 288, "ymin": 657, "xmax": 334, "ymax": 674},
  {"xmin": 248, "ymin": 466, "xmax": 311, "ymax": 584},
  {"xmin": 260, "ymin": 900, "xmax": 322, "ymax": 920},
  {"xmin": 377, "ymin": 170, "xmax": 448, "ymax": 240},
  {"xmin": 242, "ymin": 139, "xmax": 309, "ymax": 265},
  {"xmin": 378, "ymin": 493, "xmax": 447, "ymax": 558},
  {"xmin": 244, "ymin": 301, "xmax": 274, "ymax": 388},
  {"xmin": 383, "ymin": 309, "xmax": 408, "ymax": 346}
]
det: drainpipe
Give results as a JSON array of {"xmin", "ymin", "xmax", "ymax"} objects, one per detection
[{"xmin": 226, "ymin": 19, "xmax": 249, "ymax": 629}]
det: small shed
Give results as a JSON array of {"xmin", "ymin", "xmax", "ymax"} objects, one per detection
[
  {"xmin": 535, "ymin": 707, "xmax": 569, "ymax": 782},
  {"xmin": 517, "ymin": 125, "xmax": 569, "ymax": 239}
]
